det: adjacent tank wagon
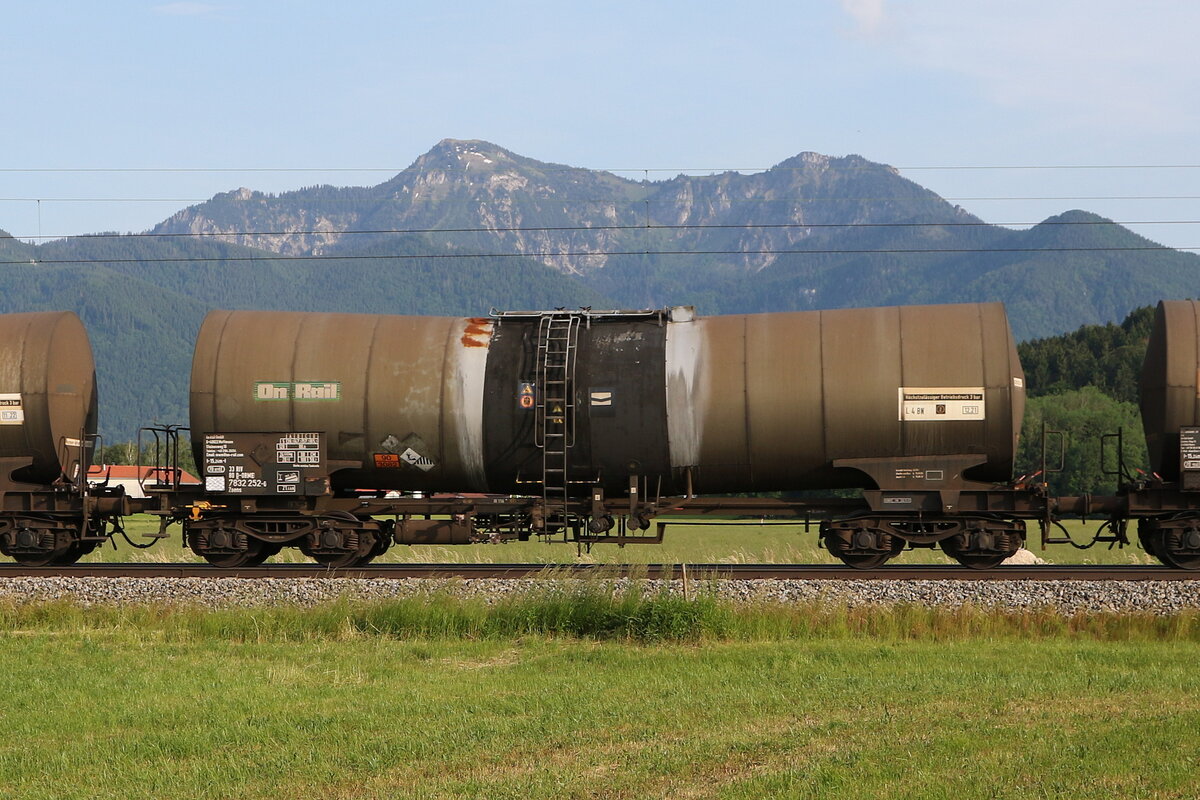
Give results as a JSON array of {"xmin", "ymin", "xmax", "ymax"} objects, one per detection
[
  {"xmin": 0, "ymin": 311, "xmax": 119, "ymax": 565},
  {"xmin": 1130, "ymin": 300, "xmax": 1200, "ymax": 568}
]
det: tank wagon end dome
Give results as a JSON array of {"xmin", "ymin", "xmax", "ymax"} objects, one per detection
[
  {"xmin": 1140, "ymin": 300, "xmax": 1200, "ymax": 479},
  {"xmin": 0, "ymin": 311, "xmax": 97, "ymax": 485}
]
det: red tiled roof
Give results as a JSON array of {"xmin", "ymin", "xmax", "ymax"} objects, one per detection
[{"xmin": 87, "ymin": 465, "xmax": 201, "ymax": 483}]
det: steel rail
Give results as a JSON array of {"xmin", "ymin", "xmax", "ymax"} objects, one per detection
[{"xmin": 0, "ymin": 563, "xmax": 1195, "ymax": 581}]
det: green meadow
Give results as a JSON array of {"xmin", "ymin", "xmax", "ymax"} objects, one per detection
[{"xmin": 0, "ymin": 590, "xmax": 1198, "ymax": 799}]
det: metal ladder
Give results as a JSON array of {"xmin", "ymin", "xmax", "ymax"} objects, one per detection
[{"xmin": 535, "ymin": 313, "xmax": 580, "ymax": 530}]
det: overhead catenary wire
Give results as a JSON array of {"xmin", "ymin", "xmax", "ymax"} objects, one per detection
[
  {"xmin": 8, "ymin": 195, "xmax": 1200, "ymax": 203},
  {"xmin": 6, "ymin": 218, "xmax": 1200, "ymax": 243},
  {"xmin": 5, "ymin": 163, "xmax": 1200, "ymax": 173},
  {"xmin": 4, "ymin": 244, "xmax": 1199, "ymax": 267}
]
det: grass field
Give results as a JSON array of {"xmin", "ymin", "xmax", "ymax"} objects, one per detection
[
  {"xmin": 79, "ymin": 515, "xmax": 1157, "ymax": 567},
  {"xmin": 0, "ymin": 592, "xmax": 1198, "ymax": 799}
]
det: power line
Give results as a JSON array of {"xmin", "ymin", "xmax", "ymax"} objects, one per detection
[
  {"xmin": 948, "ymin": 196, "xmax": 1200, "ymax": 202},
  {"xmin": 898, "ymin": 164, "xmax": 1200, "ymax": 171},
  {"xmin": 4, "ymin": 163, "xmax": 1200, "ymax": 174},
  {"xmin": 7, "ymin": 218, "xmax": 1199, "ymax": 243},
  {"xmin": 7, "ymin": 195, "xmax": 1200, "ymax": 205},
  {"xmin": 0, "ymin": 198, "xmax": 210, "ymax": 203},
  {"xmin": 3, "ymin": 244, "xmax": 1196, "ymax": 267}
]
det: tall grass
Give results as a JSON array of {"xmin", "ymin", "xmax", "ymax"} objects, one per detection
[{"xmin": 3, "ymin": 578, "xmax": 1200, "ymax": 644}]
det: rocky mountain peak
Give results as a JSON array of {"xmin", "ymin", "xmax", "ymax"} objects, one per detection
[
  {"xmin": 415, "ymin": 139, "xmax": 518, "ymax": 172},
  {"xmin": 144, "ymin": 140, "xmax": 1135, "ymax": 290}
]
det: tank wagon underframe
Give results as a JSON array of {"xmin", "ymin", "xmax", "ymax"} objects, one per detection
[{"xmin": 155, "ymin": 476, "xmax": 1056, "ymax": 570}]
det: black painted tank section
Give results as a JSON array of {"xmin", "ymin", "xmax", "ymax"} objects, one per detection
[{"xmin": 482, "ymin": 317, "xmax": 670, "ymax": 495}]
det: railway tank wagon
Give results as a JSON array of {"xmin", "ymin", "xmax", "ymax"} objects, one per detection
[
  {"xmin": 186, "ymin": 303, "xmax": 1029, "ymax": 568},
  {"xmin": 0, "ymin": 311, "xmax": 114, "ymax": 566},
  {"xmin": 1133, "ymin": 299, "xmax": 1200, "ymax": 568}
]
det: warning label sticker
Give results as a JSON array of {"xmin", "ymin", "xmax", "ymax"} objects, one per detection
[
  {"xmin": 517, "ymin": 382, "xmax": 536, "ymax": 411},
  {"xmin": 0, "ymin": 393, "xmax": 24, "ymax": 425},
  {"xmin": 400, "ymin": 448, "xmax": 435, "ymax": 472},
  {"xmin": 377, "ymin": 433, "xmax": 438, "ymax": 472},
  {"xmin": 898, "ymin": 387, "xmax": 986, "ymax": 421},
  {"xmin": 374, "ymin": 453, "xmax": 402, "ymax": 469}
]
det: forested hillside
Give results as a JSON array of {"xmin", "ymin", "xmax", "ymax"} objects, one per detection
[
  {"xmin": 1015, "ymin": 307, "xmax": 1155, "ymax": 493},
  {"xmin": 1019, "ymin": 306, "xmax": 1154, "ymax": 404}
]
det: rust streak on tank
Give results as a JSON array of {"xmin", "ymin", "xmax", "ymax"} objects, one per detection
[{"xmin": 460, "ymin": 318, "xmax": 492, "ymax": 348}]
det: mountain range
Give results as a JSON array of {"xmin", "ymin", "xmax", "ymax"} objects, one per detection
[{"xmin": 1, "ymin": 138, "xmax": 1196, "ymax": 440}]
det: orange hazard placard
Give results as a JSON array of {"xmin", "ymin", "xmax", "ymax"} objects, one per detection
[{"xmin": 374, "ymin": 453, "xmax": 402, "ymax": 468}]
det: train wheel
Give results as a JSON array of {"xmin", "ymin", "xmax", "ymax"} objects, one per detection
[
  {"xmin": 187, "ymin": 520, "xmax": 274, "ymax": 568},
  {"xmin": 309, "ymin": 535, "xmax": 381, "ymax": 568},
  {"xmin": 198, "ymin": 539, "xmax": 267, "ymax": 569},
  {"xmin": 56, "ymin": 520, "xmax": 105, "ymax": 565},
  {"xmin": 5, "ymin": 526, "xmax": 73, "ymax": 567},
  {"xmin": 1153, "ymin": 528, "xmax": 1200, "ymax": 570},
  {"xmin": 11, "ymin": 548, "xmax": 71, "ymax": 567},
  {"xmin": 939, "ymin": 527, "xmax": 1020, "ymax": 570},
  {"xmin": 1139, "ymin": 530, "xmax": 1162, "ymax": 559},
  {"xmin": 303, "ymin": 512, "xmax": 381, "ymax": 568},
  {"xmin": 311, "ymin": 551, "xmax": 360, "ymax": 568},
  {"xmin": 354, "ymin": 530, "xmax": 390, "ymax": 567},
  {"xmin": 834, "ymin": 552, "xmax": 895, "ymax": 570},
  {"xmin": 944, "ymin": 553, "xmax": 1009, "ymax": 570},
  {"xmin": 244, "ymin": 543, "xmax": 283, "ymax": 566},
  {"xmin": 50, "ymin": 539, "xmax": 100, "ymax": 566},
  {"xmin": 823, "ymin": 525, "xmax": 903, "ymax": 570}
]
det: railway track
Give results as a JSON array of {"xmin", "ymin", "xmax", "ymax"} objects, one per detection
[{"xmin": 0, "ymin": 563, "xmax": 1194, "ymax": 580}]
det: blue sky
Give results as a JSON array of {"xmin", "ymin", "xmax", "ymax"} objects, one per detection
[{"xmin": 2, "ymin": 0, "xmax": 1199, "ymax": 250}]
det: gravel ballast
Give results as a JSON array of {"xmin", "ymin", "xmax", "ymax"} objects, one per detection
[{"xmin": 2, "ymin": 575, "xmax": 1200, "ymax": 615}]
